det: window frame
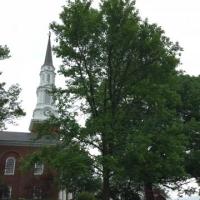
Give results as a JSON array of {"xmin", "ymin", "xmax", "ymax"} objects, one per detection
[
  {"xmin": 34, "ymin": 163, "xmax": 44, "ymax": 175},
  {"xmin": 47, "ymin": 74, "xmax": 51, "ymax": 83},
  {"xmin": 1, "ymin": 186, "xmax": 12, "ymax": 200},
  {"xmin": 32, "ymin": 186, "xmax": 42, "ymax": 200},
  {"xmin": 4, "ymin": 157, "xmax": 16, "ymax": 175},
  {"xmin": 44, "ymin": 92, "xmax": 51, "ymax": 105}
]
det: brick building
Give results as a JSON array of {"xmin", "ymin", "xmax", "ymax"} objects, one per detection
[
  {"xmin": 0, "ymin": 34, "xmax": 60, "ymax": 200},
  {"xmin": 0, "ymin": 132, "xmax": 57, "ymax": 200}
]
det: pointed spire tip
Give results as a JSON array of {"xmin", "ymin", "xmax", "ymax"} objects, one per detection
[{"xmin": 43, "ymin": 32, "xmax": 53, "ymax": 67}]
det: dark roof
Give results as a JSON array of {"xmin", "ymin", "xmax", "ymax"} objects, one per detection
[
  {"xmin": 43, "ymin": 33, "xmax": 53, "ymax": 67},
  {"xmin": 0, "ymin": 131, "xmax": 55, "ymax": 147}
]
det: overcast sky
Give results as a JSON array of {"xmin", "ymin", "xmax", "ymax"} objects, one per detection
[{"xmin": 0, "ymin": 0, "xmax": 199, "ymax": 199}]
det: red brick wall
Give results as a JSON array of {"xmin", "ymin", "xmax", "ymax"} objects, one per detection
[{"xmin": 0, "ymin": 145, "xmax": 58, "ymax": 200}]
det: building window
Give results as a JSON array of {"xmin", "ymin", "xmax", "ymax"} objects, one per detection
[
  {"xmin": 34, "ymin": 163, "xmax": 44, "ymax": 175},
  {"xmin": 0, "ymin": 185, "xmax": 12, "ymax": 200},
  {"xmin": 47, "ymin": 74, "xmax": 50, "ymax": 83},
  {"xmin": 33, "ymin": 186, "xmax": 42, "ymax": 200},
  {"xmin": 4, "ymin": 157, "xmax": 16, "ymax": 175},
  {"xmin": 41, "ymin": 74, "xmax": 45, "ymax": 82},
  {"xmin": 44, "ymin": 92, "xmax": 51, "ymax": 105}
]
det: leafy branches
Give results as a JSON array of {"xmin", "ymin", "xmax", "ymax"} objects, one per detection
[
  {"xmin": 30, "ymin": 0, "xmax": 199, "ymax": 199},
  {"xmin": 0, "ymin": 45, "xmax": 25, "ymax": 129}
]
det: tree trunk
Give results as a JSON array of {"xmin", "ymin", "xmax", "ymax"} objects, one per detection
[
  {"xmin": 144, "ymin": 182, "xmax": 155, "ymax": 200},
  {"xmin": 102, "ymin": 167, "xmax": 110, "ymax": 200},
  {"xmin": 102, "ymin": 131, "xmax": 110, "ymax": 200}
]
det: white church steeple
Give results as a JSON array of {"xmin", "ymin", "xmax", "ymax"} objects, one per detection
[{"xmin": 29, "ymin": 33, "xmax": 57, "ymax": 131}]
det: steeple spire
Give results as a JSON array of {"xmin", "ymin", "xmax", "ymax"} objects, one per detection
[
  {"xmin": 43, "ymin": 32, "xmax": 53, "ymax": 66},
  {"xmin": 29, "ymin": 33, "xmax": 57, "ymax": 132}
]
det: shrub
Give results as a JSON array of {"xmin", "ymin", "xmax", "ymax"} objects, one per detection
[{"xmin": 77, "ymin": 192, "xmax": 96, "ymax": 200}]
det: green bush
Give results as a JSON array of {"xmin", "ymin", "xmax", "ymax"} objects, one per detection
[{"xmin": 77, "ymin": 192, "xmax": 96, "ymax": 200}]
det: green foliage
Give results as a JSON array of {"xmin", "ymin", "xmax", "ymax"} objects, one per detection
[
  {"xmin": 32, "ymin": 0, "xmax": 199, "ymax": 199},
  {"xmin": 109, "ymin": 178, "xmax": 142, "ymax": 200},
  {"xmin": 21, "ymin": 144, "xmax": 101, "ymax": 195},
  {"xmin": 0, "ymin": 46, "xmax": 25, "ymax": 129},
  {"xmin": 77, "ymin": 191, "xmax": 96, "ymax": 200},
  {"xmin": 0, "ymin": 45, "xmax": 10, "ymax": 60},
  {"xmin": 176, "ymin": 75, "xmax": 200, "ymax": 184},
  {"xmin": 0, "ymin": 80, "xmax": 25, "ymax": 129}
]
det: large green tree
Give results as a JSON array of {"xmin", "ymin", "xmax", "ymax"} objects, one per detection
[
  {"xmin": 35, "ymin": 0, "xmax": 189, "ymax": 199},
  {"xmin": 177, "ymin": 75, "xmax": 200, "ymax": 185},
  {"xmin": 0, "ymin": 45, "xmax": 10, "ymax": 60},
  {"xmin": 0, "ymin": 45, "xmax": 25, "ymax": 129}
]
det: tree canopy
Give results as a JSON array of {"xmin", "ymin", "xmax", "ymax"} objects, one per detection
[
  {"xmin": 0, "ymin": 45, "xmax": 10, "ymax": 60},
  {"xmin": 29, "ymin": 0, "xmax": 199, "ymax": 199},
  {"xmin": 177, "ymin": 75, "xmax": 200, "ymax": 185},
  {"xmin": 0, "ymin": 45, "xmax": 25, "ymax": 130}
]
